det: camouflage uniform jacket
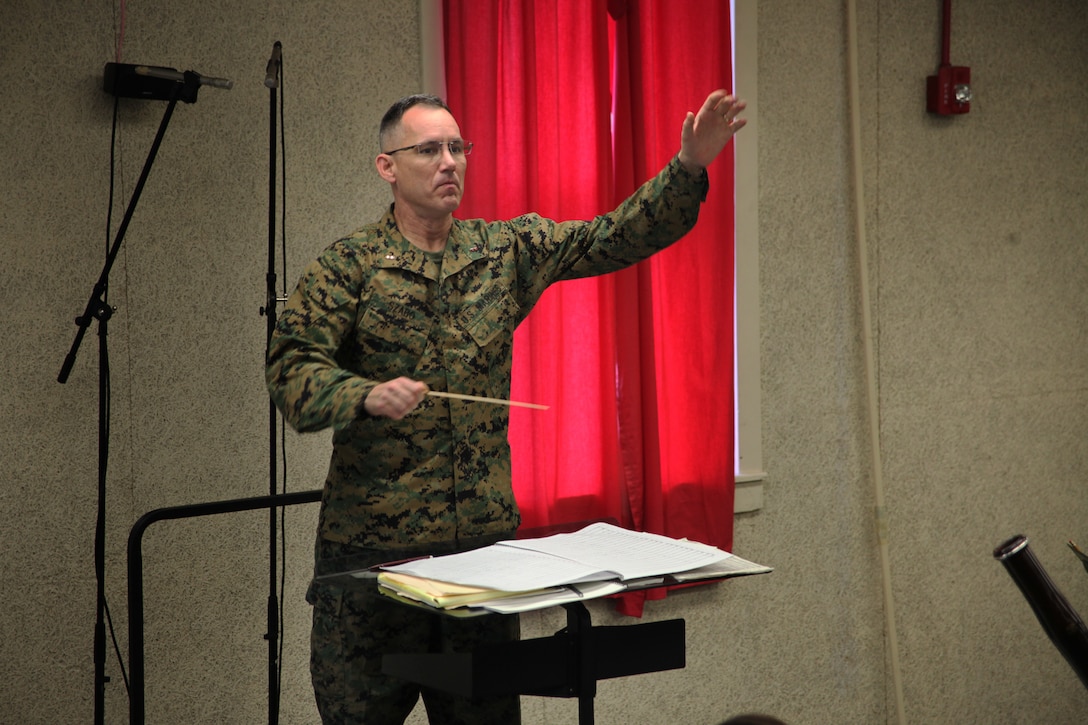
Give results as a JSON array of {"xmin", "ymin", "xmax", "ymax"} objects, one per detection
[{"xmin": 266, "ymin": 156, "xmax": 709, "ymax": 549}]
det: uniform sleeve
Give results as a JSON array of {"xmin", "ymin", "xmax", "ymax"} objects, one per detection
[
  {"xmin": 265, "ymin": 243, "xmax": 375, "ymax": 433},
  {"xmin": 509, "ymin": 155, "xmax": 710, "ymax": 300}
]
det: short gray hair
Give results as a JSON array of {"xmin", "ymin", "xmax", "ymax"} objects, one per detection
[{"xmin": 379, "ymin": 94, "xmax": 451, "ymax": 151}]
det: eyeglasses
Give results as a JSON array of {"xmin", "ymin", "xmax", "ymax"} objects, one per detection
[{"xmin": 383, "ymin": 139, "xmax": 474, "ymax": 160}]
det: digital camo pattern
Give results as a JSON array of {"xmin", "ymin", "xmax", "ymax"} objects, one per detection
[{"xmin": 266, "ymin": 156, "xmax": 709, "ymax": 549}]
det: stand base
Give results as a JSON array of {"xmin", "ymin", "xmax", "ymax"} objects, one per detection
[{"xmin": 382, "ymin": 603, "xmax": 685, "ymax": 725}]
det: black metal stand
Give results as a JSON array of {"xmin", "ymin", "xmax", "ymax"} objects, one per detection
[
  {"xmin": 57, "ymin": 73, "xmax": 200, "ymax": 725},
  {"xmin": 381, "ymin": 602, "xmax": 686, "ymax": 725},
  {"xmin": 260, "ymin": 41, "xmax": 285, "ymax": 725},
  {"xmin": 126, "ymin": 488, "xmax": 322, "ymax": 725}
]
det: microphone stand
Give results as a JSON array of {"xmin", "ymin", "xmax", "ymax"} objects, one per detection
[
  {"xmin": 58, "ymin": 71, "xmax": 202, "ymax": 725},
  {"xmin": 260, "ymin": 41, "xmax": 285, "ymax": 725}
]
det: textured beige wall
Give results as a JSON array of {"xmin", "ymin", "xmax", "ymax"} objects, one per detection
[
  {"xmin": 2, "ymin": 1, "xmax": 1087, "ymax": 724},
  {"xmin": 2, "ymin": 1, "xmax": 421, "ymax": 723}
]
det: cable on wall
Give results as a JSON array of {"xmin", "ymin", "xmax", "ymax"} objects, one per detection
[{"xmin": 845, "ymin": 1, "xmax": 907, "ymax": 722}]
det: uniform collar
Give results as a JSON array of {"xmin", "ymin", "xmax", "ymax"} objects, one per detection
[{"xmin": 377, "ymin": 205, "xmax": 485, "ymax": 280}]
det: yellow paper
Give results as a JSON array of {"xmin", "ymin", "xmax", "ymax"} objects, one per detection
[{"xmin": 377, "ymin": 571, "xmax": 534, "ymax": 609}]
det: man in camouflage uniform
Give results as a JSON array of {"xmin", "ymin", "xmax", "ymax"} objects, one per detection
[{"xmin": 266, "ymin": 90, "xmax": 746, "ymax": 724}]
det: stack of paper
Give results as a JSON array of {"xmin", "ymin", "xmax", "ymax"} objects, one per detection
[
  {"xmin": 370, "ymin": 522, "xmax": 772, "ymax": 614},
  {"xmin": 375, "ymin": 571, "xmax": 565, "ymax": 609}
]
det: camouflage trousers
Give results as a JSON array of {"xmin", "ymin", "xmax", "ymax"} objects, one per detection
[{"xmin": 308, "ymin": 539, "xmax": 522, "ymax": 725}]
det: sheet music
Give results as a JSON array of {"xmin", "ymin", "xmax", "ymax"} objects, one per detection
[
  {"xmin": 500, "ymin": 522, "xmax": 729, "ymax": 579},
  {"xmin": 385, "ymin": 543, "xmax": 614, "ymax": 591},
  {"xmin": 668, "ymin": 555, "xmax": 773, "ymax": 581},
  {"xmin": 476, "ymin": 580, "xmax": 628, "ymax": 614},
  {"xmin": 385, "ymin": 522, "xmax": 731, "ymax": 591}
]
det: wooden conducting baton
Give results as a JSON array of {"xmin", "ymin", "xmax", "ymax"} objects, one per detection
[{"xmin": 427, "ymin": 391, "xmax": 549, "ymax": 410}]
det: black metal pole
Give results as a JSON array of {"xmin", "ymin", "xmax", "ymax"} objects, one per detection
[
  {"xmin": 262, "ymin": 41, "xmax": 284, "ymax": 725},
  {"xmin": 564, "ymin": 603, "xmax": 596, "ymax": 725},
  {"xmin": 59, "ymin": 93, "xmax": 181, "ymax": 386},
  {"xmin": 59, "ymin": 87, "xmax": 183, "ymax": 725},
  {"xmin": 127, "ymin": 489, "xmax": 322, "ymax": 725},
  {"xmin": 266, "ymin": 71, "xmax": 281, "ymax": 725},
  {"xmin": 93, "ymin": 310, "xmax": 111, "ymax": 725}
]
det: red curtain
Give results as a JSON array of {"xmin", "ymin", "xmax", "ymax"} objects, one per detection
[
  {"xmin": 444, "ymin": 0, "xmax": 735, "ymax": 614},
  {"xmin": 444, "ymin": 0, "xmax": 622, "ymax": 527}
]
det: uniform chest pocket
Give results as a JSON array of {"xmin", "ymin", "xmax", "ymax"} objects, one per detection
[
  {"xmin": 460, "ymin": 290, "xmax": 521, "ymax": 349},
  {"xmin": 354, "ymin": 299, "xmax": 431, "ymax": 375}
]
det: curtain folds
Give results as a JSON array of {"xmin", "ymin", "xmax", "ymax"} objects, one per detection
[{"xmin": 444, "ymin": 0, "xmax": 735, "ymax": 615}]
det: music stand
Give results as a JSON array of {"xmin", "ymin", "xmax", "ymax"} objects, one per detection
[{"xmin": 381, "ymin": 599, "xmax": 685, "ymax": 725}]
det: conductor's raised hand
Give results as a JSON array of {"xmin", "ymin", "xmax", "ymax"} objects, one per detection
[{"xmin": 677, "ymin": 89, "xmax": 747, "ymax": 174}]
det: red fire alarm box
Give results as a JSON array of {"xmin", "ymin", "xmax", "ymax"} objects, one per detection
[{"xmin": 927, "ymin": 65, "xmax": 972, "ymax": 115}]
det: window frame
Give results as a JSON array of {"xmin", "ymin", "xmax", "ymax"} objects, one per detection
[{"xmin": 733, "ymin": 0, "xmax": 765, "ymax": 513}]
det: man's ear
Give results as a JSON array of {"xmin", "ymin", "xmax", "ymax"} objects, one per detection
[{"xmin": 375, "ymin": 154, "xmax": 396, "ymax": 183}]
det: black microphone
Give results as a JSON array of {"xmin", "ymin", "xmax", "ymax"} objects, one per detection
[
  {"xmin": 134, "ymin": 65, "xmax": 233, "ymax": 90},
  {"xmin": 264, "ymin": 41, "xmax": 282, "ymax": 89}
]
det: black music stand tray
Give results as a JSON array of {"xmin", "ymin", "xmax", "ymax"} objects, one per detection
[{"xmin": 381, "ymin": 600, "xmax": 686, "ymax": 725}]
